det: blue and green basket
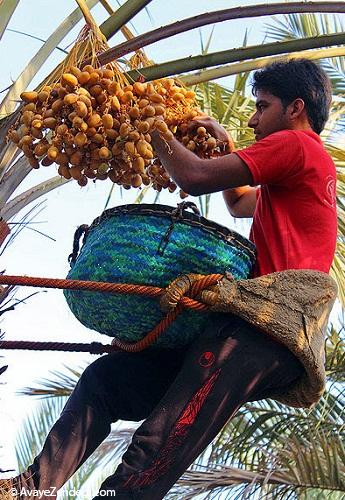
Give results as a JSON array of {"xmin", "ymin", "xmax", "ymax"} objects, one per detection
[{"xmin": 64, "ymin": 202, "xmax": 256, "ymax": 348}]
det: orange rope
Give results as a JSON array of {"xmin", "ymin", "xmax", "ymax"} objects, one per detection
[{"xmin": 0, "ymin": 273, "xmax": 222, "ymax": 352}]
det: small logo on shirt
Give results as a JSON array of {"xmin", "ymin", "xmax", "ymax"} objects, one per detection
[
  {"xmin": 199, "ymin": 351, "xmax": 215, "ymax": 367},
  {"xmin": 323, "ymin": 175, "xmax": 336, "ymax": 209}
]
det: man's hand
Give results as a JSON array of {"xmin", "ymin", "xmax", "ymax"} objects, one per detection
[
  {"xmin": 151, "ymin": 114, "xmax": 252, "ymax": 195},
  {"xmin": 188, "ymin": 114, "xmax": 235, "ymax": 151}
]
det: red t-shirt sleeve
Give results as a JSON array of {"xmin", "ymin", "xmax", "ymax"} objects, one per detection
[{"xmin": 235, "ymin": 130, "xmax": 304, "ymax": 186}]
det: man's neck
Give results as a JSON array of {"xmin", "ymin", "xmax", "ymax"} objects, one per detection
[{"xmin": 290, "ymin": 116, "xmax": 313, "ymax": 132}]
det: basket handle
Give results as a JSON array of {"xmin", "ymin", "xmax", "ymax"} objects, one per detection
[
  {"xmin": 157, "ymin": 201, "xmax": 201, "ymax": 256},
  {"xmin": 174, "ymin": 201, "xmax": 201, "ymax": 218},
  {"xmin": 68, "ymin": 224, "xmax": 90, "ymax": 266}
]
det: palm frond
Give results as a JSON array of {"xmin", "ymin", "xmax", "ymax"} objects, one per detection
[
  {"xmin": 1, "ymin": 175, "xmax": 71, "ymax": 222},
  {"xmin": 0, "ymin": 142, "xmax": 20, "ymax": 182},
  {"xmin": 0, "ymin": 0, "xmax": 100, "ymax": 116},
  {"xmin": 327, "ymin": 100, "xmax": 345, "ymax": 137},
  {"xmin": 171, "ymin": 430, "xmax": 345, "ymax": 500},
  {"xmin": 98, "ymin": 3, "xmax": 345, "ymax": 65},
  {"xmin": 125, "ymin": 32, "xmax": 345, "ymax": 83},
  {"xmin": 195, "ymin": 81, "xmax": 255, "ymax": 145},
  {"xmin": 99, "ymin": 0, "xmax": 154, "ymax": 41},
  {"xmin": 0, "ymin": 200, "xmax": 47, "ymax": 255},
  {"xmin": 5, "ymin": 28, "xmax": 68, "ymax": 54},
  {"xmin": 0, "ymin": 156, "xmax": 32, "ymax": 210},
  {"xmin": 188, "ymin": 385, "xmax": 345, "ymax": 484},
  {"xmin": 181, "ymin": 47, "xmax": 345, "ymax": 86},
  {"xmin": 323, "ymin": 143, "xmax": 345, "ymax": 306},
  {"xmin": 326, "ymin": 326, "xmax": 345, "ymax": 382},
  {"xmin": 18, "ymin": 365, "xmax": 83, "ymax": 398},
  {"xmin": 0, "ymin": 0, "xmax": 19, "ymax": 42},
  {"xmin": 265, "ymin": 13, "xmax": 345, "ymax": 94},
  {"xmin": 133, "ymin": 183, "xmax": 151, "ymax": 204},
  {"xmin": 15, "ymin": 396, "xmax": 67, "ymax": 470}
]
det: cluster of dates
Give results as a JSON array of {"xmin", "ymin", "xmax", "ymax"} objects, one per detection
[{"xmin": 8, "ymin": 65, "xmax": 228, "ymax": 195}]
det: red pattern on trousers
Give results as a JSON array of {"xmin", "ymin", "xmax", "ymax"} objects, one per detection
[{"xmin": 122, "ymin": 368, "xmax": 221, "ymax": 489}]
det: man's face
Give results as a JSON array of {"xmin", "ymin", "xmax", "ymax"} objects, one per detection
[{"xmin": 248, "ymin": 89, "xmax": 291, "ymax": 141}]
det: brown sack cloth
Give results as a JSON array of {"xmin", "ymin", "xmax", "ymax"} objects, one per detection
[{"xmin": 162, "ymin": 270, "xmax": 338, "ymax": 409}]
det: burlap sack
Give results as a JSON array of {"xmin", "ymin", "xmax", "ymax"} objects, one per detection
[{"xmin": 161, "ymin": 270, "xmax": 338, "ymax": 408}]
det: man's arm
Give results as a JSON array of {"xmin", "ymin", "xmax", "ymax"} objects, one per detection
[
  {"xmin": 223, "ymin": 186, "xmax": 257, "ymax": 218},
  {"xmin": 151, "ymin": 131, "xmax": 253, "ymax": 196}
]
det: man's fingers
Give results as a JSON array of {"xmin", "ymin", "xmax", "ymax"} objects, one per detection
[
  {"xmin": 187, "ymin": 116, "xmax": 230, "ymax": 142},
  {"xmin": 187, "ymin": 113, "xmax": 212, "ymax": 128},
  {"xmin": 192, "ymin": 112, "xmax": 208, "ymax": 120}
]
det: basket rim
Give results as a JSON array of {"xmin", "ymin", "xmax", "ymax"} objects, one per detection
[{"xmin": 88, "ymin": 203, "xmax": 256, "ymax": 260}]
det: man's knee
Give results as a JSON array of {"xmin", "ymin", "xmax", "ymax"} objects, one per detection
[{"xmin": 68, "ymin": 354, "xmax": 125, "ymax": 411}]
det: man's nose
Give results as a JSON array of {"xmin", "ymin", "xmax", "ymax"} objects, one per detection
[{"xmin": 248, "ymin": 112, "xmax": 258, "ymax": 128}]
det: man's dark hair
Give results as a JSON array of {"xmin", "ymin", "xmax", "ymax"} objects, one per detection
[{"xmin": 252, "ymin": 59, "xmax": 332, "ymax": 134}]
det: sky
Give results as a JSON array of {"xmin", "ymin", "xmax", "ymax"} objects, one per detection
[{"xmin": 0, "ymin": 0, "xmax": 344, "ymax": 488}]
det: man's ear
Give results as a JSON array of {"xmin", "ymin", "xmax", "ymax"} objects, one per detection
[{"xmin": 289, "ymin": 98, "xmax": 306, "ymax": 120}]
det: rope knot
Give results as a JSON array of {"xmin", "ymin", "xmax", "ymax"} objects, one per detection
[{"xmin": 160, "ymin": 273, "xmax": 224, "ymax": 313}]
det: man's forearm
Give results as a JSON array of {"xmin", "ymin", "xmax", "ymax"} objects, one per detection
[{"xmin": 151, "ymin": 130, "xmax": 253, "ymax": 196}]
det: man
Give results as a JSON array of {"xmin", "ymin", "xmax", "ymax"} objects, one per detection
[
  {"xmin": 152, "ymin": 59, "xmax": 337, "ymax": 277},
  {"xmin": 4, "ymin": 59, "xmax": 337, "ymax": 499}
]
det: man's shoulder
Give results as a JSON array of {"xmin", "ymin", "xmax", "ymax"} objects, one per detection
[
  {"xmin": 241, "ymin": 130, "xmax": 304, "ymax": 156},
  {"xmin": 248, "ymin": 130, "xmax": 305, "ymax": 149},
  {"xmin": 267, "ymin": 129, "xmax": 322, "ymax": 146},
  {"xmin": 265, "ymin": 129, "xmax": 312, "ymax": 140},
  {"xmin": 239, "ymin": 130, "xmax": 299, "ymax": 153}
]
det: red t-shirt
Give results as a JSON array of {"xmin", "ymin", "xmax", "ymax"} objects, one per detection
[{"xmin": 235, "ymin": 129, "xmax": 337, "ymax": 277}]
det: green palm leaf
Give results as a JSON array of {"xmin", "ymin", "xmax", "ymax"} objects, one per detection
[
  {"xmin": 171, "ymin": 432, "xmax": 345, "ymax": 499},
  {"xmin": 18, "ymin": 365, "xmax": 82, "ymax": 398},
  {"xmin": 170, "ymin": 419, "xmax": 345, "ymax": 499},
  {"xmin": 326, "ymin": 327, "xmax": 345, "ymax": 382},
  {"xmin": 125, "ymin": 32, "xmax": 345, "ymax": 83},
  {"xmin": 1, "ymin": 175, "xmax": 70, "ymax": 222},
  {"xmin": 98, "ymin": 3, "xmax": 345, "ymax": 64},
  {"xmin": 15, "ymin": 396, "xmax": 67, "ymax": 471},
  {"xmin": 0, "ymin": 0, "xmax": 19, "ymax": 42},
  {"xmin": 181, "ymin": 47, "xmax": 345, "ymax": 86},
  {"xmin": 0, "ymin": 0, "xmax": 100, "ymax": 117},
  {"xmin": 265, "ymin": 13, "xmax": 345, "ymax": 95},
  {"xmin": 99, "ymin": 0, "xmax": 154, "ymax": 41}
]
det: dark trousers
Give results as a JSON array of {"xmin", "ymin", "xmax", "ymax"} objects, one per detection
[{"xmin": 15, "ymin": 315, "xmax": 304, "ymax": 499}]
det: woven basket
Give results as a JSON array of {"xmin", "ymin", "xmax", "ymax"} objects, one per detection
[{"xmin": 64, "ymin": 203, "xmax": 256, "ymax": 348}]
